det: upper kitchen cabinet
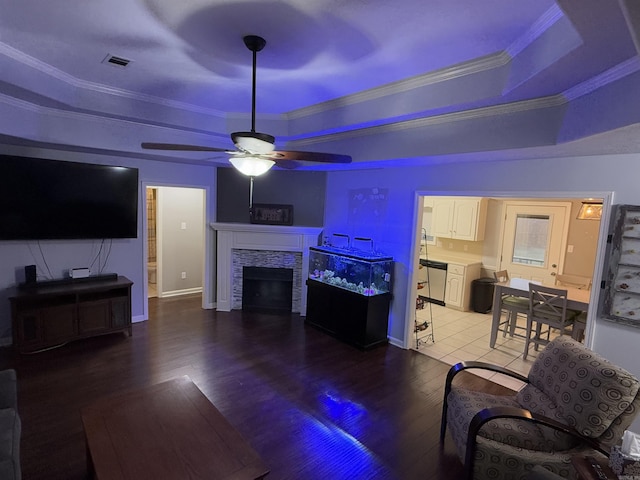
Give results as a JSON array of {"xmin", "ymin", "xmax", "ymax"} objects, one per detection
[
  {"xmin": 421, "ymin": 198, "xmax": 436, "ymax": 246},
  {"xmin": 432, "ymin": 197, "xmax": 488, "ymax": 241}
]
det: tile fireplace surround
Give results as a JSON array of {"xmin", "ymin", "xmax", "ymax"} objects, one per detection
[{"xmin": 210, "ymin": 223, "xmax": 323, "ymax": 316}]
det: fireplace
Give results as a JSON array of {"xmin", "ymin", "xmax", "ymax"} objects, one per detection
[
  {"xmin": 210, "ymin": 223, "xmax": 323, "ymax": 316},
  {"xmin": 242, "ymin": 266, "xmax": 293, "ymax": 313}
]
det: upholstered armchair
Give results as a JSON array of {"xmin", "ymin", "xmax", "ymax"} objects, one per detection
[{"xmin": 440, "ymin": 336, "xmax": 640, "ymax": 480}]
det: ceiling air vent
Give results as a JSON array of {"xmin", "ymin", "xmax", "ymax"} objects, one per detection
[{"xmin": 102, "ymin": 54, "xmax": 131, "ymax": 68}]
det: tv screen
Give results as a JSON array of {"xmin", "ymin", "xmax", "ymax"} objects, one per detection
[{"xmin": 0, "ymin": 154, "xmax": 139, "ymax": 240}]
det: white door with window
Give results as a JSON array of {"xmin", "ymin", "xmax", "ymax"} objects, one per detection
[{"xmin": 500, "ymin": 203, "xmax": 571, "ymax": 285}]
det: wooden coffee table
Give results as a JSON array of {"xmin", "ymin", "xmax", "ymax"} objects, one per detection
[{"xmin": 81, "ymin": 376, "xmax": 269, "ymax": 480}]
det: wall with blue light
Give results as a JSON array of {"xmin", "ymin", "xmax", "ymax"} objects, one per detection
[{"xmin": 323, "ymin": 152, "xmax": 640, "ymax": 404}]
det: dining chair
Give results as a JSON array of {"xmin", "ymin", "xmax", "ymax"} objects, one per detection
[
  {"xmin": 493, "ymin": 270, "xmax": 529, "ymax": 341},
  {"xmin": 571, "ymin": 311, "xmax": 587, "ymax": 342},
  {"xmin": 524, "ymin": 284, "xmax": 574, "ymax": 360},
  {"xmin": 555, "ymin": 273, "xmax": 592, "ymax": 290},
  {"xmin": 555, "ymin": 274, "xmax": 591, "ymax": 341}
]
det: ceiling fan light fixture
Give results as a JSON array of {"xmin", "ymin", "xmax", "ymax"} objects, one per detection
[
  {"xmin": 233, "ymin": 135, "xmax": 275, "ymax": 154},
  {"xmin": 229, "ymin": 156, "xmax": 275, "ymax": 176}
]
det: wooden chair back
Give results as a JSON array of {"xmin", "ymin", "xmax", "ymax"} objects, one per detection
[
  {"xmin": 529, "ymin": 284, "xmax": 570, "ymax": 328},
  {"xmin": 494, "ymin": 270, "xmax": 509, "ymax": 283},
  {"xmin": 555, "ymin": 274, "xmax": 592, "ymax": 290}
]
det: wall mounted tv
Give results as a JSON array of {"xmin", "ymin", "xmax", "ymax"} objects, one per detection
[{"xmin": 0, "ymin": 154, "xmax": 139, "ymax": 240}]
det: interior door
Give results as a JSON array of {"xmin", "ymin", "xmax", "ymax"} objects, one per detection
[{"xmin": 500, "ymin": 203, "xmax": 570, "ymax": 284}]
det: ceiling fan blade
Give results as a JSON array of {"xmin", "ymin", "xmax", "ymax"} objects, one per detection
[
  {"xmin": 141, "ymin": 142, "xmax": 230, "ymax": 152},
  {"xmin": 273, "ymin": 159, "xmax": 302, "ymax": 169},
  {"xmin": 272, "ymin": 150, "xmax": 352, "ymax": 164}
]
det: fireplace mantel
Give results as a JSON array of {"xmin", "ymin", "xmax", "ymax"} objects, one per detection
[{"xmin": 210, "ymin": 223, "xmax": 323, "ymax": 314}]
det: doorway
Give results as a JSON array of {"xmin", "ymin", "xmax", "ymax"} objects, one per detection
[
  {"xmin": 146, "ymin": 187, "xmax": 158, "ymax": 298},
  {"xmin": 407, "ymin": 194, "xmax": 605, "ymax": 381},
  {"xmin": 145, "ymin": 186, "xmax": 206, "ymax": 301}
]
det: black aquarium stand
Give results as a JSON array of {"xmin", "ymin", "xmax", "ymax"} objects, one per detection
[{"xmin": 305, "ymin": 280, "xmax": 391, "ymax": 349}]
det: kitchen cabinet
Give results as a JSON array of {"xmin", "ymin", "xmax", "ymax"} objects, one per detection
[
  {"xmin": 421, "ymin": 201, "xmax": 436, "ymax": 247},
  {"xmin": 445, "ymin": 262, "xmax": 481, "ymax": 311},
  {"xmin": 432, "ymin": 197, "xmax": 488, "ymax": 241}
]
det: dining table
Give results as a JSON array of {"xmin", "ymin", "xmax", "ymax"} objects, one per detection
[{"xmin": 489, "ymin": 277, "xmax": 592, "ymax": 348}]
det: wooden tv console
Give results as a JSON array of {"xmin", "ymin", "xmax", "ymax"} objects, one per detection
[{"xmin": 9, "ymin": 275, "xmax": 133, "ymax": 353}]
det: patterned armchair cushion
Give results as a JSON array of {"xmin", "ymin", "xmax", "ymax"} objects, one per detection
[
  {"xmin": 515, "ymin": 384, "xmax": 579, "ymax": 450},
  {"xmin": 446, "ymin": 386, "xmax": 575, "ymax": 458},
  {"xmin": 473, "ymin": 436, "xmax": 598, "ymax": 480},
  {"xmin": 526, "ymin": 336, "xmax": 639, "ymax": 439}
]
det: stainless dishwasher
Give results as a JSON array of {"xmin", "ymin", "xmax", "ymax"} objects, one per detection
[{"xmin": 418, "ymin": 259, "xmax": 447, "ymax": 306}]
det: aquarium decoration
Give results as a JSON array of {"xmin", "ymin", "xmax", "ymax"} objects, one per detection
[{"xmin": 308, "ymin": 245, "xmax": 393, "ymax": 297}]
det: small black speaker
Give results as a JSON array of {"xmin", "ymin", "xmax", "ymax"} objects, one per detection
[{"xmin": 25, "ymin": 265, "xmax": 36, "ymax": 284}]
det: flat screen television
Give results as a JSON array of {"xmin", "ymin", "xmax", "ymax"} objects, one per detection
[{"xmin": 0, "ymin": 154, "xmax": 139, "ymax": 240}]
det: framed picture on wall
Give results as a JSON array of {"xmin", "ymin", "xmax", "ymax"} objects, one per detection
[{"xmin": 250, "ymin": 204, "xmax": 294, "ymax": 225}]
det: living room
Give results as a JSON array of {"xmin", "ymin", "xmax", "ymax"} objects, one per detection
[{"xmin": 2, "ymin": 1, "xmax": 640, "ymax": 478}]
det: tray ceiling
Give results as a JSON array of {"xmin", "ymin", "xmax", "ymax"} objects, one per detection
[{"xmin": 0, "ymin": 0, "xmax": 639, "ymax": 168}]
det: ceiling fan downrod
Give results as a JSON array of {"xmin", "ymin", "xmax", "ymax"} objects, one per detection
[{"xmin": 243, "ymin": 35, "xmax": 266, "ymax": 134}]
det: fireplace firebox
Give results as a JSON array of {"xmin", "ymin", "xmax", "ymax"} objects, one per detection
[{"xmin": 242, "ymin": 266, "xmax": 293, "ymax": 313}]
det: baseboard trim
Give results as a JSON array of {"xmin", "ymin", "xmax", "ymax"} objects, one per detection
[
  {"xmin": 388, "ymin": 336, "xmax": 405, "ymax": 349},
  {"xmin": 159, "ymin": 287, "xmax": 203, "ymax": 298}
]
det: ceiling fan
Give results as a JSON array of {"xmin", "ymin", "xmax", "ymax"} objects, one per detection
[{"xmin": 141, "ymin": 35, "xmax": 352, "ymax": 176}]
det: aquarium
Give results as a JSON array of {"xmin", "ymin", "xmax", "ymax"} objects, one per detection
[{"xmin": 308, "ymin": 246, "xmax": 393, "ymax": 296}]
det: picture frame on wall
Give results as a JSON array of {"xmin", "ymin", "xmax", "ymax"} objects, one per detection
[{"xmin": 250, "ymin": 204, "xmax": 294, "ymax": 226}]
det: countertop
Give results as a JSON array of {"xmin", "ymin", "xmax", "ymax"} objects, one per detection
[{"xmin": 419, "ymin": 254, "xmax": 482, "ymax": 267}]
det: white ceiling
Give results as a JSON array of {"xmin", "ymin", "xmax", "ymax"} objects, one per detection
[{"xmin": 0, "ymin": 0, "xmax": 639, "ymax": 169}]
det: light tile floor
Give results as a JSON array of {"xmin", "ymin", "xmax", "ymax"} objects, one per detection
[{"xmin": 411, "ymin": 303, "xmax": 563, "ymax": 391}]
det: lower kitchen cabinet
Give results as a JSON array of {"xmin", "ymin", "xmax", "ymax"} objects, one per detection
[
  {"xmin": 305, "ymin": 280, "xmax": 391, "ymax": 349},
  {"xmin": 445, "ymin": 271, "xmax": 464, "ymax": 307},
  {"xmin": 445, "ymin": 262, "xmax": 481, "ymax": 311}
]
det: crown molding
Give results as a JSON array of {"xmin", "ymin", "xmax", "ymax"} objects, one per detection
[
  {"xmin": 0, "ymin": 91, "xmax": 227, "ymax": 136},
  {"xmin": 563, "ymin": 55, "xmax": 640, "ymax": 101},
  {"xmin": 506, "ymin": 4, "xmax": 565, "ymax": 58},
  {"xmin": 0, "ymin": 92, "xmax": 230, "ymax": 149},
  {"xmin": 286, "ymin": 51, "xmax": 511, "ymax": 120},
  {"xmin": 0, "ymin": 92, "xmax": 42, "ymax": 112},
  {"xmin": 0, "ymin": 41, "xmax": 226, "ymax": 118},
  {"xmin": 289, "ymin": 95, "xmax": 566, "ymax": 146}
]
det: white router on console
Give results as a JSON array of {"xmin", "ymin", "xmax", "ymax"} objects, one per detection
[{"xmin": 69, "ymin": 268, "xmax": 91, "ymax": 279}]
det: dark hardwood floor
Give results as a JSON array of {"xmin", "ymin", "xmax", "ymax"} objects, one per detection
[{"xmin": 0, "ymin": 294, "xmax": 513, "ymax": 479}]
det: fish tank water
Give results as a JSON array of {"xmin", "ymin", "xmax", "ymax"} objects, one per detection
[{"xmin": 308, "ymin": 246, "xmax": 393, "ymax": 296}]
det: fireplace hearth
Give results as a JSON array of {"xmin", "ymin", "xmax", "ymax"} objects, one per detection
[{"xmin": 242, "ymin": 266, "xmax": 293, "ymax": 313}]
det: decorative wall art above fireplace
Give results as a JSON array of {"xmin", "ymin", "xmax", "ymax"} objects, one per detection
[{"xmin": 250, "ymin": 204, "xmax": 294, "ymax": 226}]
